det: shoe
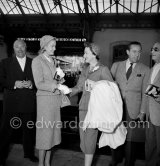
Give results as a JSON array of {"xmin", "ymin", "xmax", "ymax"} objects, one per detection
[
  {"xmin": 24, "ymin": 155, "xmax": 39, "ymax": 162},
  {"xmin": 109, "ymin": 162, "xmax": 117, "ymax": 166},
  {"xmin": 0, "ymin": 160, "xmax": 6, "ymax": 166},
  {"xmin": 0, "ymin": 164, "xmax": 5, "ymax": 166},
  {"xmin": 109, "ymin": 164, "xmax": 117, "ymax": 166}
]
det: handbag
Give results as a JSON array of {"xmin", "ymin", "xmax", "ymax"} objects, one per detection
[{"xmin": 61, "ymin": 94, "xmax": 71, "ymax": 108}]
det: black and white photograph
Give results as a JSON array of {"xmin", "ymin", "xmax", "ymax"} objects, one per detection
[{"xmin": 0, "ymin": 0, "xmax": 160, "ymax": 166}]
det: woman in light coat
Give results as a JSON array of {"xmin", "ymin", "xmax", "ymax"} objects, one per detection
[{"xmin": 32, "ymin": 35, "xmax": 69, "ymax": 166}]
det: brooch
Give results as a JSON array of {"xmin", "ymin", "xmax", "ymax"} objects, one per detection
[{"xmin": 89, "ymin": 66, "xmax": 100, "ymax": 73}]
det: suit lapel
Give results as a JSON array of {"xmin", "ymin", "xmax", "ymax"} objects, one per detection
[
  {"xmin": 121, "ymin": 60, "xmax": 127, "ymax": 81},
  {"xmin": 40, "ymin": 54, "xmax": 56, "ymax": 78},
  {"xmin": 152, "ymin": 69, "xmax": 160, "ymax": 85},
  {"xmin": 23, "ymin": 57, "xmax": 31, "ymax": 80},
  {"xmin": 12, "ymin": 57, "xmax": 24, "ymax": 77},
  {"xmin": 24, "ymin": 57, "xmax": 28, "ymax": 73},
  {"xmin": 149, "ymin": 67, "xmax": 154, "ymax": 84}
]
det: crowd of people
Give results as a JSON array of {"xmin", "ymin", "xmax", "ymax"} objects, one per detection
[{"xmin": 0, "ymin": 36, "xmax": 160, "ymax": 166}]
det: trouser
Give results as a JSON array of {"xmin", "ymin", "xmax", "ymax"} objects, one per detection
[
  {"xmin": 111, "ymin": 141, "xmax": 137, "ymax": 166},
  {"xmin": 145, "ymin": 119, "xmax": 160, "ymax": 166},
  {"xmin": 0, "ymin": 112, "xmax": 36, "ymax": 163},
  {"xmin": 111, "ymin": 100, "xmax": 145, "ymax": 166}
]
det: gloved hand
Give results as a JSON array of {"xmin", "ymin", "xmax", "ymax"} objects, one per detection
[
  {"xmin": 56, "ymin": 67, "xmax": 65, "ymax": 78},
  {"xmin": 58, "ymin": 84, "xmax": 71, "ymax": 94}
]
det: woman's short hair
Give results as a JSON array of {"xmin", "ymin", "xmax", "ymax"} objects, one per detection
[{"xmin": 84, "ymin": 42, "xmax": 100, "ymax": 60}]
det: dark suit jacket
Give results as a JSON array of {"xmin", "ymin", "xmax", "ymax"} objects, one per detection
[{"xmin": 0, "ymin": 56, "xmax": 36, "ymax": 113}]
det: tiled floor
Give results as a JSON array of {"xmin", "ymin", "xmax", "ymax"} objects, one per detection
[{"xmin": 5, "ymin": 144, "xmax": 145, "ymax": 166}]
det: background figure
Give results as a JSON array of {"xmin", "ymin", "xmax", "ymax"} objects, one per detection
[
  {"xmin": 0, "ymin": 39, "xmax": 37, "ymax": 165},
  {"xmin": 110, "ymin": 41, "xmax": 150, "ymax": 166},
  {"xmin": 145, "ymin": 42, "xmax": 160, "ymax": 166},
  {"xmin": 70, "ymin": 42, "xmax": 113, "ymax": 166},
  {"xmin": 32, "ymin": 35, "xmax": 69, "ymax": 166}
]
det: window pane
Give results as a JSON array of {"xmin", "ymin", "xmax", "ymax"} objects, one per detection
[
  {"xmin": 131, "ymin": 0, "xmax": 137, "ymax": 13},
  {"xmin": 72, "ymin": 0, "xmax": 79, "ymax": 13},
  {"xmin": 78, "ymin": 0, "xmax": 85, "ymax": 13},
  {"xmin": 144, "ymin": 0, "xmax": 152, "ymax": 12},
  {"xmin": 98, "ymin": 0, "xmax": 104, "ymax": 13},
  {"xmin": 118, "ymin": 3, "xmax": 124, "ymax": 13},
  {"xmin": 151, "ymin": 1, "xmax": 158, "ymax": 13},
  {"xmin": 1, "ymin": 0, "xmax": 13, "ymax": 14},
  {"xmin": 0, "ymin": 1, "xmax": 9, "ymax": 14},
  {"xmin": 124, "ymin": 0, "xmax": 131, "ymax": 13},
  {"xmin": 138, "ymin": 0, "xmax": 145, "ymax": 13},
  {"xmin": 61, "ymin": 0, "xmax": 70, "ymax": 13},
  {"xmin": 103, "ymin": 0, "xmax": 112, "ymax": 13}
]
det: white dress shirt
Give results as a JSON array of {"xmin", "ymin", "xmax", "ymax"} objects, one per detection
[
  {"xmin": 151, "ymin": 63, "xmax": 160, "ymax": 84},
  {"xmin": 126, "ymin": 59, "xmax": 136, "ymax": 72},
  {"xmin": 15, "ymin": 56, "xmax": 32, "ymax": 89},
  {"xmin": 16, "ymin": 56, "xmax": 26, "ymax": 72}
]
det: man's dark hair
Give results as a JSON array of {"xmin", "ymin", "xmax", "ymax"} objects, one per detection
[{"xmin": 127, "ymin": 41, "xmax": 142, "ymax": 51}]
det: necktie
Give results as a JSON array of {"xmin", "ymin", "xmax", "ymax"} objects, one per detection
[{"xmin": 126, "ymin": 63, "xmax": 133, "ymax": 80}]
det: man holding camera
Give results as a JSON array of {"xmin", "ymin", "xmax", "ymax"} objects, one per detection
[{"xmin": 145, "ymin": 42, "xmax": 160, "ymax": 166}]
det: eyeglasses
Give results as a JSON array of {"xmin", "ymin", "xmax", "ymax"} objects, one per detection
[{"xmin": 151, "ymin": 47, "xmax": 160, "ymax": 52}]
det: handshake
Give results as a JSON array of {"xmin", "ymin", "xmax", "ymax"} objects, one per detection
[{"xmin": 57, "ymin": 84, "xmax": 72, "ymax": 95}]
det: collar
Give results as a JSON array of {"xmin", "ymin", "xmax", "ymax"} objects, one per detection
[
  {"xmin": 16, "ymin": 55, "xmax": 26, "ymax": 61},
  {"xmin": 126, "ymin": 59, "xmax": 136, "ymax": 67},
  {"xmin": 154, "ymin": 62, "xmax": 160, "ymax": 67},
  {"xmin": 43, "ymin": 54, "xmax": 52, "ymax": 63},
  {"xmin": 126, "ymin": 59, "xmax": 137, "ymax": 65},
  {"xmin": 89, "ymin": 62, "xmax": 100, "ymax": 73}
]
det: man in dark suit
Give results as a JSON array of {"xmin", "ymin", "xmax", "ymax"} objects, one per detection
[
  {"xmin": 0, "ymin": 39, "xmax": 38, "ymax": 165},
  {"xmin": 110, "ymin": 41, "xmax": 150, "ymax": 166},
  {"xmin": 145, "ymin": 42, "xmax": 160, "ymax": 166}
]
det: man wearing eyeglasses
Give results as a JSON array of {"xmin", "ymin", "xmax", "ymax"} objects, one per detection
[
  {"xmin": 145, "ymin": 42, "xmax": 160, "ymax": 166},
  {"xmin": 110, "ymin": 41, "xmax": 150, "ymax": 166}
]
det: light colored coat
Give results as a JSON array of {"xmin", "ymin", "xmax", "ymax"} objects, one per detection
[
  {"xmin": 147, "ymin": 68, "xmax": 160, "ymax": 126},
  {"xmin": 32, "ymin": 54, "xmax": 61, "ymax": 150},
  {"xmin": 32, "ymin": 54, "xmax": 60, "ymax": 96},
  {"xmin": 111, "ymin": 60, "xmax": 150, "ymax": 119},
  {"xmin": 83, "ymin": 80, "xmax": 127, "ymax": 149}
]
